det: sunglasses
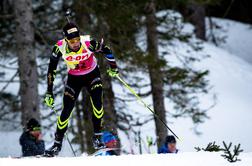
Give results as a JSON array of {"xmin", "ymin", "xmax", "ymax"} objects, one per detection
[{"xmin": 66, "ymin": 37, "xmax": 80, "ymax": 44}]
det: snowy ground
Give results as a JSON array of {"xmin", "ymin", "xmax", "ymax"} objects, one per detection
[{"xmin": 1, "ymin": 152, "xmax": 252, "ymax": 166}]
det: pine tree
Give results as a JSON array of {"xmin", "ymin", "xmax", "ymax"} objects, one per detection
[{"xmin": 144, "ymin": 0, "xmax": 168, "ymax": 147}]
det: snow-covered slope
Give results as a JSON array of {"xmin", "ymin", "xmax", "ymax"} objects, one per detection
[
  {"xmin": 164, "ymin": 18, "xmax": 252, "ymax": 152},
  {"xmin": 207, "ymin": 18, "xmax": 252, "ymax": 64},
  {"xmin": 1, "ymin": 152, "xmax": 252, "ymax": 166},
  {"xmin": 169, "ymin": 42, "xmax": 252, "ymax": 152}
]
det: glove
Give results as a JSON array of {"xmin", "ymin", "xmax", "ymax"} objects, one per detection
[
  {"xmin": 44, "ymin": 92, "xmax": 54, "ymax": 107},
  {"xmin": 107, "ymin": 68, "xmax": 119, "ymax": 77}
]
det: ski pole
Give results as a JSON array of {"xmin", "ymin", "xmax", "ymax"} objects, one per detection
[
  {"xmin": 116, "ymin": 75, "xmax": 181, "ymax": 141},
  {"xmin": 50, "ymin": 106, "xmax": 77, "ymax": 156},
  {"xmin": 65, "ymin": 9, "xmax": 71, "ymax": 23}
]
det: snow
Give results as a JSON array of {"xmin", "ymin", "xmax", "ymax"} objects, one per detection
[
  {"xmin": 1, "ymin": 152, "xmax": 252, "ymax": 166},
  {"xmin": 0, "ymin": 132, "xmax": 22, "ymax": 157},
  {"xmin": 207, "ymin": 18, "xmax": 252, "ymax": 64}
]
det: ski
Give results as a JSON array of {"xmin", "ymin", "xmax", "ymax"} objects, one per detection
[{"xmin": 10, "ymin": 154, "xmax": 50, "ymax": 159}]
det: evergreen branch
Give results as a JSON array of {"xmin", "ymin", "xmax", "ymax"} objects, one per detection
[
  {"xmin": 221, "ymin": 141, "xmax": 243, "ymax": 162},
  {"xmin": 194, "ymin": 147, "xmax": 201, "ymax": 152},
  {"xmin": 195, "ymin": 141, "xmax": 222, "ymax": 152},
  {"xmin": 204, "ymin": 141, "xmax": 221, "ymax": 152}
]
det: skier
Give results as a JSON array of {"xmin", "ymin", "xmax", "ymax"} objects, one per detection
[
  {"xmin": 19, "ymin": 118, "xmax": 45, "ymax": 157},
  {"xmin": 158, "ymin": 135, "xmax": 178, "ymax": 154},
  {"xmin": 94, "ymin": 131, "xmax": 119, "ymax": 156},
  {"xmin": 44, "ymin": 22, "xmax": 119, "ymax": 156}
]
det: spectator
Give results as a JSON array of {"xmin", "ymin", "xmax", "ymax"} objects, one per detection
[
  {"xmin": 158, "ymin": 135, "xmax": 178, "ymax": 154},
  {"xmin": 94, "ymin": 131, "xmax": 119, "ymax": 156},
  {"xmin": 19, "ymin": 118, "xmax": 45, "ymax": 156}
]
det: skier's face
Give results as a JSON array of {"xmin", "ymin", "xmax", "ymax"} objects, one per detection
[{"xmin": 66, "ymin": 37, "xmax": 81, "ymax": 52}]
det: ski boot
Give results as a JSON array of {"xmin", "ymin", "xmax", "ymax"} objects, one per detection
[
  {"xmin": 44, "ymin": 135, "xmax": 63, "ymax": 157},
  {"xmin": 93, "ymin": 133, "xmax": 105, "ymax": 149},
  {"xmin": 44, "ymin": 141, "xmax": 62, "ymax": 157}
]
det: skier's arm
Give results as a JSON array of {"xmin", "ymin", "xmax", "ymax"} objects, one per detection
[
  {"xmin": 47, "ymin": 45, "xmax": 62, "ymax": 93},
  {"xmin": 89, "ymin": 39, "xmax": 118, "ymax": 70}
]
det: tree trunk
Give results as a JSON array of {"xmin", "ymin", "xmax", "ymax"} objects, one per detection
[
  {"xmin": 14, "ymin": 0, "xmax": 40, "ymax": 125},
  {"xmin": 145, "ymin": 0, "xmax": 167, "ymax": 148},
  {"xmin": 188, "ymin": 3, "xmax": 206, "ymax": 40}
]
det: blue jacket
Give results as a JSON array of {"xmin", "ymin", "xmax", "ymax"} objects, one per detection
[
  {"xmin": 158, "ymin": 144, "xmax": 178, "ymax": 154},
  {"xmin": 19, "ymin": 132, "xmax": 45, "ymax": 157}
]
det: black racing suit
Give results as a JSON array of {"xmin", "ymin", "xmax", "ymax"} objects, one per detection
[{"xmin": 46, "ymin": 38, "xmax": 117, "ymax": 142}]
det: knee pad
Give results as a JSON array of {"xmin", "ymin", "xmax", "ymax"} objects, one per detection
[{"xmin": 90, "ymin": 77, "xmax": 102, "ymax": 91}]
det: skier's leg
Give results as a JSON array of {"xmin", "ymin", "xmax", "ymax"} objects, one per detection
[
  {"xmin": 89, "ymin": 80, "xmax": 103, "ymax": 133},
  {"xmin": 86, "ymin": 68, "xmax": 105, "ymax": 149},
  {"xmin": 46, "ymin": 74, "xmax": 82, "ymax": 156},
  {"xmin": 89, "ymin": 79, "xmax": 105, "ymax": 149},
  {"xmin": 55, "ymin": 74, "xmax": 82, "ymax": 141}
]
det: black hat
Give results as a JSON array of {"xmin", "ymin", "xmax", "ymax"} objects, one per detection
[
  {"xmin": 63, "ymin": 22, "xmax": 80, "ymax": 40},
  {"xmin": 165, "ymin": 135, "xmax": 176, "ymax": 144},
  {"xmin": 26, "ymin": 118, "xmax": 41, "ymax": 131}
]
